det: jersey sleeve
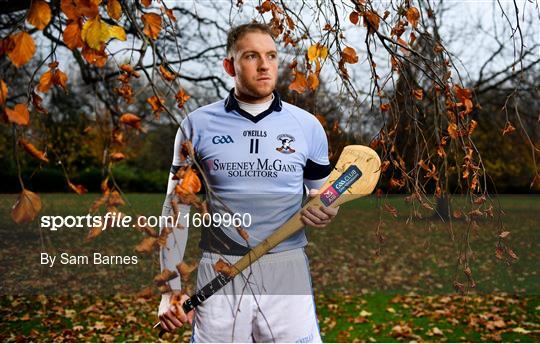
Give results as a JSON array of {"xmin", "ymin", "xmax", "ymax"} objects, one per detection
[
  {"xmin": 160, "ymin": 118, "xmax": 194, "ymax": 291},
  {"xmin": 303, "ymin": 119, "xmax": 332, "ymax": 180}
]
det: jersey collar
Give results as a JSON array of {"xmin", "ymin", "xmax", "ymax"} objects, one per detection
[{"xmin": 224, "ymin": 88, "xmax": 282, "ymax": 123}]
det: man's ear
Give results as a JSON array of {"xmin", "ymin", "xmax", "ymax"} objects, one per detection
[{"xmin": 223, "ymin": 57, "xmax": 235, "ymax": 77}]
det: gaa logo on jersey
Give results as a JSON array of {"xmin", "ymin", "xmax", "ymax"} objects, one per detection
[
  {"xmin": 276, "ymin": 134, "xmax": 296, "ymax": 154},
  {"xmin": 212, "ymin": 135, "xmax": 234, "ymax": 144}
]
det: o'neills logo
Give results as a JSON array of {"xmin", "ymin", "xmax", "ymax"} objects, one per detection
[{"xmin": 276, "ymin": 134, "xmax": 295, "ymax": 154}]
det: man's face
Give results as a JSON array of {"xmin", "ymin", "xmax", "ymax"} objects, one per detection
[{"xmin": 229, "ymin": 31, "xmax": 278, "ymax": 100}]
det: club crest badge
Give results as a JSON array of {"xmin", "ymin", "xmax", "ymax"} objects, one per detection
[{"xmin": 276, "ymin": 134, "xmax": 296, "ymax": 154}]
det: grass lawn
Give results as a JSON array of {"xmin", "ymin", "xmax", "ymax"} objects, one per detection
[{"xmin": 0, "ymin": 193, "xmax": 538, "ymax": 342}]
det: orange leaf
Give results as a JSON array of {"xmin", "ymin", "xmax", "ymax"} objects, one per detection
[
  {"xmin": 288, "ymin": 71, "xmax": 308, "ymax": 94},
  {"xmin": 406, "ymin": 7, "xmax": 420, "ymax": 28},
  {"xmin": 175, "ymin": 89, "xmax": 190, "ymax": 108},
  {"xmin": 153, "ymin": 269, "xmax": 178, "ymax": 286},
  {"xmin": 349, "ymin": 11, "xmax": 359, "ymax": 25},
  {"xmin": 110, "ymin": 152, "xmax": 125, "ymax": 162},
  {"xmin": 502, "ymin": 121, "xmax": 515, "ymax": 136},
  {"xmin": 214, "ymin": 258, "xmax": 233, "ymax": 277},
  {"xmin": 82, "ymin": 44, "xmax": 107, "ymax": 67},
  {"xmin": 63, "ymin": 20, "xmax": 84, "ymax": 49},
  {"xmin": 0, "ymin": 79, "xmax": 7, "ymax": 106},
  {"xmin": 19, "ymin": 138, "xmax": 49, "ymax": 163},
  {"xmin": 363, "ymin": 11, "xmax": 380, "ymax": 33},
  {"xmin": 7, "ymin": 31, "xmax": 36, "ymax": 68},
  {"xmin": 12, "ymin": 189, "xmax": 42, "ymax": 224},
  {"xmin": 412, "ymin": 88, "xmax": 423, "ymax": 100},
  {"xmin": 307, "ymin": 72, "xmax": 319, "ymax": 91},
  {"xmin": 5, "ymin": 104, "xmax": 30, "ymax": 126},
  {"xmin": 141, "ymin": 13, "xmax": 162, "ymax": 40},
  {"xmin": 141, "ymin": 0, "xmax": 152, "ymax": 7},
  {"xmin": 147, "ymin": 95, "xmax": 165, "ymax": 113},
  {"xmin": 37, "ymin": 70, "xmax": 53, "ymax": 93},
  {"xmin": 119, "ymin": 113, "xmax": 143, "ymax": 131},
  {"xmin": 27, "ymin": 0, "xmax": 52, "ymax": 30},
  {"xmin": 342, "ymin": 46, "xmax": 358, "ymax": 64},
  {"xmin": 176, "ymin": 262, "xmax": 197, "ymax": 282},
  {"xmin": 448, "ymin": 123, "xmax": 458, "ymax": 139},
  {"xmin": 68, "ymin": 181, "xmax": 87, "ymax": 195},
  {"xmin": 120, "ymin": 64, "xmax": 140, "ymax": 77},
  {"xmin": 380, "ymin": 103, "xmax": 390, "ymax": 112},
  {"xmin": 164, "ymin": 8, "xmax": 176, "ymax": 22},
  {"xmin": 135, "ymin": 237, "xmax": 158, "ymax": 253},
  {"xmin": 178, "ymin": 167, "xmax": 201, "ymax": 194},
  {"xmin": 61, "ymin": 0, "xmax": 80, "ymax": 20},
  {"xmin": 107, "ymin": 0, "xmax": 122, "ymax": 20},
  {"xmin": 159, "ymin": 64, "xmax": 176, "ymax": 81},
  {"xmin": 76, "ymin": 0, "xmax": 101, "ymax": 18}
]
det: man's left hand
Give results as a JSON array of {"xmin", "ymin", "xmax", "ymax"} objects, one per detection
[{"xmin": 300, "ymin": 189, "xmax": 339, "ymax": 228}]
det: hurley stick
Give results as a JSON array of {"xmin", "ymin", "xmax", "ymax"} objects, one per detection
[{"xmin": 157, "ymin": 145, "xmax": 381, "ymax": 336}]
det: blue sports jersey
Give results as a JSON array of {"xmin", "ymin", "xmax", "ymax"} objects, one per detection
[{"xmin": 171, "ymin": 88, "xmax": 331, "ymax": 254}]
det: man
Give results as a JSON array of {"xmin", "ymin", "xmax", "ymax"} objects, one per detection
[{"xmin": 158, "ymin": 23, "xmax": 338, "ymax": 342}]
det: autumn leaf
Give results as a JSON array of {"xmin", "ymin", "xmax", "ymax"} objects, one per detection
[
  {"xmin": 27, "ymin": 0, "xmax": 52, "ymax": 30},
  {"xmin": 81, "ymin": 16, "xmax": 126, "ymax": 50},
  {"xmin": 406, "ymin": 7, "xmax": 420, "ymax": 28},
  {"xmin": 135, "ymin": 237, "xmax": 158, "ymax": 253},
  {"xmin": 177, "ymin": 167, "xmax": 201, "ymax": 194},
  {"xmin": 159, "ymin": 64, "xmax": 176, "ymax": 81},
  {"xmin": 363, "ymin": 11, "xmax": 380, "ymax": 34},
  {"xmin": 0, "ymin": 80, "xmax": 7, "ymax": 105},
  {"xmin": 307, "ymin": 43, "xmax": 328, "ymax": 62},
  {"xmin": 68, "ymin": 181, "xmax": 88, "ymax": 195},
  {"xmin": 11, "ymin": 189, "xmax": 42, "ymax": 224},
  {"xmin": 288, "ymin": 71, "xmax": 308, "ymax": 94},
  {"xmin": 153, "ymin": 269, "xmax": 178, "ymax": 286},
  {"xmin": 499, "ymin": 231, "xmax": 510, "ymax": 238},
  {"xmin": 76, "ymin": 0, "xmax": 101, "ymax": 18},
  {"xmin": 447, "ymin": 123, "xmax": 459, "ymax": 139},
  {"xmin": 176, "ymin": 262, "xmax": 197, "ymax": 281},
  {"xmin": 307, "ymin": 72, "xmax": 319, "ymax": 91},
  {"xmin": 341, "ymin": 46, "xmax": 358, "ymax": 64},
  {"xmin": 380, "ymin": 103, "xmax": 390, "ymax": 112},
  {"xmin": 61, "ymin": 0, "xmax": 80, "ymax": 20},
  {"xmin": 119, "ymin": 113, "xmax": 143, "ymax": 131},
  {"xmin": 81, "ymin": 44, "xmax": 107, "ymax": 67},
  {"xmin": 214, "ymin": 258, "xmax": 233, "ymax": 277},
  {"xmin": 502, "ymin": 121, "xmax": 516, "ymax": 136},
  {"xmin": 349, "ymin": 11, "xmax": 359, "ymax": 25},
  {"xmin": 107, "ymin": 0, "xmax": 122, "ymax": 20},
  {"xmin": 147, "ymin": 95, "xmax": 165, "ymax": 114},
  {"xmin": 5, "ymin": 104, "xmax": 30, "ymax": 126},
  {"xmin": 7, "ymin": 31, "xmax": 36, "ymax": 68},
  {"xmin": 412, "ymin": 88, "xmax": 423, "ymax": 100},
  {"xmin": 37, "ymin": 62, "xmax": 68, "ymax": 93},
  {"xmin": 142, "ymin": 13, "xmax": 162, "ymax": 40},
  {"xmin": 141, "ymin": 0, "xmax": 152, "ymax": 7},
  {"xmin": 175, "ymin": 89, "xmax": 190, "ymax": 108},
  {"xmin": 63, "ymin": 20, "xmax": 84, "ymax": 49},
  {"xmin": 19, "ymin": 138, "xmax": 49, "ymax": 163},
  {"xmin": 110, "ymin": 152, "xmax": 125, "ymax": 162}
]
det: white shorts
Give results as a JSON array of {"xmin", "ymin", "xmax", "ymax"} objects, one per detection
[{"xmin": 191, "ymin": 248, "xmax": 322, "ymax": 343}]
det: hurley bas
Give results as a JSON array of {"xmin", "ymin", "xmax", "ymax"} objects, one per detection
[{"xmin": 41, "ymin": 252, "xmax": 138, "ymax": 267}]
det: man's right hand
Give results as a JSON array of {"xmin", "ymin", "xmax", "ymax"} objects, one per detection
[{"xmin": 158, "ymin": 292, "xmax": 194, "ymax": 332}]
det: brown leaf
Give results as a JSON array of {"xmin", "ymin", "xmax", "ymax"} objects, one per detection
[
  {"xmin": 288, "ymin": 71, "xmax": 308, "ymax": 94},
  {"xmin": 19, "ymin": 138, "xmax": 49, "ymax": 163},
  {"xmin": 383, "ymin": 202, "xmax": 398, "ymax": 218},
  {"xmin": 68, "ymin": 181, "xmax": 87, "ymax": 195},
  {"xmin": 406, "ymin": 7, "xmax": 420, "ymax": 28},
  {"xmin": 86, "ymin": 226, "xmax": 102, "ymax": 241},
  {"xmin": 119, "ymin": 113, "xmax": 143, "ymax": 131},
  {"xmin": 349, "ymin": 11, "xmax": 359, "ymax": 25},
  {"xmin": 447, "ymin": 123, "xmax": 459, "ymax": 139},
  {"xmin": 147, "ymin": 95, "xmax": 165, "ymax": 114},
  {"xmin": 11, "ymin": 189, "xmax": 42, "ymax": 224},
  {"xmin": 153, "ymin": 269, "xmax": 178, "ymax": 286},
  {"xmin": 142, "ymin": 13, "xmax": 162, "ymax": 40},
  {"xmin": 214, "ymin": 258, "xmax": 233, "ymax": 277},
  {"xmin": 502, "ymin": 121, "xmax": 516, "ymax": 136},
  {"xmin": 7, "ymin": 31, "xmax": 36, "ymax": 68},
  {"xmin": 0, "ymin": 79, "xmax": 7, "ymax": 105},
  {"xmin": 63, "ymin": 20, "xmax": 84, "ymax": 50},
  {"xmin": 81, "ymin": 44, "xmax": 107, "ymax": 67},
  {"xmin": 412, "ymin": 88, "xmax": 423, "ymax": 100},
  {"xmin": 363, "ymin": 11, "xmax": 380, "ymax": 34},
  {"xmin": 307, "ymin": 72, "xmax": 319, "ymax": 91},
  {"xmin": 27, "ymin": 0, "xmax": 52, "ymax": 30},
  {"xmin": 341, "ymin": 46, "xmax": 358, "ymax": 64},
  {"xmin": 141, "ymin": 0, "xmax": 152, "ymax": 7},
  {"xmin": 176, "ymin": 262, "xmax": 197, "ymax": 282},
  {"xmin": 135, "ymin": 237, "xmax": 158, "ymax": 253},
  {"xmin": 110, "ymin": 152, "xmax": 125, "ymax": 162},
  {"xmin": 380, "ymin": 103, "xmax": 390, "ymax": 112},
  {"xmin": 499, "ymin": 231, "xmax": 510, "ymax": 238},
  {"xmin": 507, "ymin": 248, "xmax": 518, "ymax": 260},
  {"xmin": 175, "ymin": 89, "xmax": 190, "ymax": 108},
  {"xmin": 6, "ymin": 104, "xmax": 30, "ymax": 126},
  {"xmin": 107, "ymin": 0, "xmax": 122, "ymax": 20},
  {"xmin": 159, "ymin": 64, "xmax": 176, "ymax": 81}
]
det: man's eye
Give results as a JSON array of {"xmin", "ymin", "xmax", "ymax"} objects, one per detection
[
  {"xmin": 246, "ymin": 55, "xmax": 256, "ymax": 59},
  {"xmin": 268, "ymin": 54, "xmax": 277, "ymax": 60}
]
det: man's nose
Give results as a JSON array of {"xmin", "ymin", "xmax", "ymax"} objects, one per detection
[{"xmin": 258, "ymin": 56, "xmax": 270, "ymax": 71}]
